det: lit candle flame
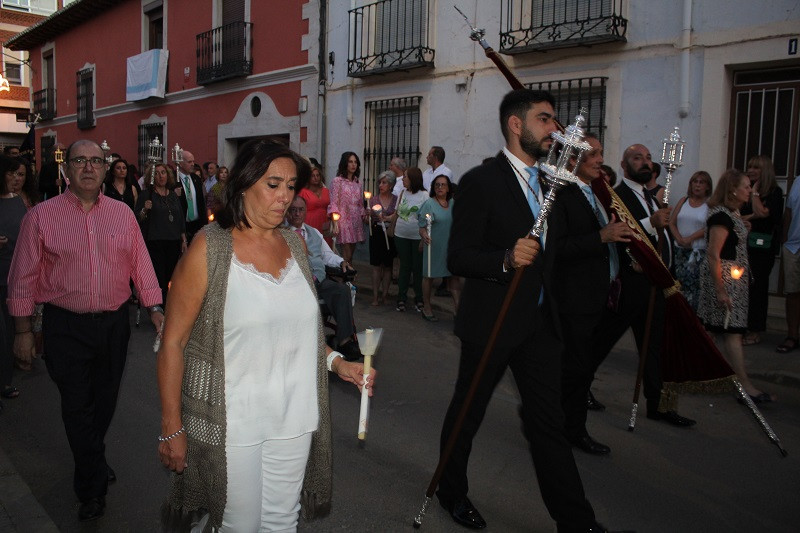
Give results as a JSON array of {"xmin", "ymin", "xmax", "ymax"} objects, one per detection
[
  {"xmin": 332, "ymin": 212, "xmax": 341, "ymax": 221},
  {"xmin": 371, "ymin": 204, "xmax": 382, "ymax": 212},
  {"xmin": 364, "ymin": 191, "xmax": 372, "ymax": 199},
  {"xmin": 208, "ymin": 213, "xmax": 215, "ymax": 222},
  {"xmin": 731, "ymin": 266, "xmax": 744, "ymax": 280}
]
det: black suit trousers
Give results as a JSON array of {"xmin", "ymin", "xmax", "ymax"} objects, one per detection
[
  {"xmin": 42, "ymin": 304, "xmax": 130, "ymax": 502},
  {"xmin": 438, "ymin": 306, "xmax": 596, "ymax": 530},
  {"xmin": 591, "ymin": 273, "xmax": 664, "ymax": 411},
  {"xmin": 560, "ymin": 311, "xmax": 604, "ymax": 440}
]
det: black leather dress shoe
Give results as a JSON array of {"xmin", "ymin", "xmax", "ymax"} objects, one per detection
[
  {"xmin": 79, "ymin": 496, "xmax": 105, "ymax": 521},
  {"xmin": 571, "ymin": 435, "xmax": 611, "ymax": 455},
  {"xmin": 647, "ymin": 410, "xmax": 696, "ymax": 427},
  {"xmin": 439, "ymin": 497, "xmax": 486, "ymax": 529},
  {"xmin": 107, "ymin": 466, "xmax": 116, "ymax": 483},
  {"xmin": 586, "ymin": 391, "xmax": 606, "ymax": 411}
]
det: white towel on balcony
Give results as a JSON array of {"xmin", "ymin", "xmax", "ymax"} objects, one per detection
[{"xmin": 126, "ymin": 49, "xmax": 169, "ymax": 101}]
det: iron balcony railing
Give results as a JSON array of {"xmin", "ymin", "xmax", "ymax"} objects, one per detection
[
  {"xmin": 33, "ymin": 88, "xmax": 56, "ymax": 120},
  {"xmin": 500, "ymin": 0, "xmax": 627, "ymax": 54},
  {"xmin": 348, "ymin": 0, "xmax": 434, "ymax": 77},
  {"xmin": 196, "ymin": 21, "xmax": 253, "ymax": 85}
]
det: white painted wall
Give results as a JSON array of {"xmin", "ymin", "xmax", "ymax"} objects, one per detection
[{"xmin": 324, "ymin": 0, "xmax": 800, "ymax": 199}]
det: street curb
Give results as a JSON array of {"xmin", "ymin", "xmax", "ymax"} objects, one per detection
[{"xmin": 0, "ymin": 445, "xmax": 59, "ymax": 532}]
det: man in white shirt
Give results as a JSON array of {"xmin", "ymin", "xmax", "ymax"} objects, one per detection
[
  {"xmin": 202, "ymin": 161, "xmax": 218, "ymax": 195},
  {"xmin": 422, "ymin": 146, "xmax": 453, "ymax": 191},
  {"xmin": 390, "ymin": 156, "xmax": 408, "ymax": 197},
  {"xmin": 286, "ymin": 196, "xmax": 361, "ymax": 361}
]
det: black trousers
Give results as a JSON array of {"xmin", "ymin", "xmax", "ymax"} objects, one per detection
[
  {"xmin": 748, "ymin": 248, "xmax": 777, "ymax": 332},
  {"xmin": 438, "ymin": 307, "xmax": 596, "ymax": 531},
  {"xmin": 316, "ymin": 278, "xmax": 356, "ymax": 345},
  {"xmin": 560, "ymin": 311, "xmax": 604, "ymax": 441},
  {"xmin": 0, "ymin": 285, "xmax": 14, "ymax": 389},
  {"xmin": 42, "ymin": 303, "xmax": 130, "ymax": 502},
  {"xmin": 591, "ymin": 273, "xmax": 665, "ymax": 413},
  {"xmin": 146, "ymin": 239, "xmax": 181, "ymax": 305}
]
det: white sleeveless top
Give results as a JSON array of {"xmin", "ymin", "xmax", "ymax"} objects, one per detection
[
  {"xmin": 223, "ymin": 254, "xmax": 320, "ymax": 446},
  {"xmin": 676, "ymin": 200, "xmax": 708, "ymax": 250}
]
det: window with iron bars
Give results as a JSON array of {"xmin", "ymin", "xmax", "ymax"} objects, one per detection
[
  {"xmin": 525, "ymin": 77, "xmax": 607, "ymax": 143},
  {"xmin": 138, "ymin": 122, "xmax": 164, "ymax": 174},
  {"xmin": 76, "ymin": 68, "xmax": 95, "ymax": 129},
  {"xmin": 363, "ymin": 96, "xmax": 422, "ymax": 193}
]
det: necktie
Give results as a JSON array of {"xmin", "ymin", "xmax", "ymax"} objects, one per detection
[
  {"xmin": 642, "ymin": 186, "xmax": 671, "ymax": 266},
  {"xmin": 581, "ymin": 184, "xmax": 619, "ymax": 280},
  {"xmin": 294, "ymin": 227, "xmax": 305, "ymax": 241},
  {"xmin": 641, "ymin": 186, "xmax": 656, "ymax": 215},
  {"xmin": 183, "ymin": 175, "xmax": 196, "ymax": 221},
  {"xmin": 525, "ymin": 166, "xmax": 541, "ymax": 219},
  {"xmin": 526, "ymin": 166, "xmax": 544, "ymax": 305}
]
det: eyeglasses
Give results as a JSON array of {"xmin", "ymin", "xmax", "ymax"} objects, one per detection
[
  {"xmin": 434, "ymin": 182, "xmax": 448, "ymax": 188},
  {"xmin": 69, "ymin": 156, "xmax": 105, "ymax": 168}
]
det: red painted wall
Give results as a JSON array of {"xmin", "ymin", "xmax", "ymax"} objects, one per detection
[{"xmin": 26, "ymin": 0, "xmax": 311, "ymax": 166}]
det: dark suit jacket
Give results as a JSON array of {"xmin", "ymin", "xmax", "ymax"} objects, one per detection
[
  {"xmin": 176, "ymin": 171, "xmax": 207, "ymax": 235},
  {"xmin": 448, "ymin": 152, "xmax": 559, "ymax": 351},
  {"xmin": 613, "ymin": 180, "xmax": 672, "ymax": 275},
  {"xmin": 548, "ymin": 183, "xmax": 610, "ymax": 316}
]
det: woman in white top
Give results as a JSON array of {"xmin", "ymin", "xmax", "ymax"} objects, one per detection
[
  {"xmin": 668, "ymin": 170, "xmax": 713, "ymax": 311},
  {"xmin": 392, "ymin": 167, "xmax": 429, "ymax": 312},
  {"xmin": 157, "ymin": 140, "xmax": 374, "ymax": 532}
]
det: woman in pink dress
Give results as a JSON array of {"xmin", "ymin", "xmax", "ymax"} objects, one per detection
[
  {"xmin": 298, "ymin": 161, "xmax": 332, "ymax": 246},
  {"xmin": 328, "ymin": 151, "xmax": 366, "ymax": 264}
]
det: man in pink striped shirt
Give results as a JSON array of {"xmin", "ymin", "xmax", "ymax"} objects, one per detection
[{"xmin": 8, "ymin": 139, "xmax": 163, "ymax": 522}]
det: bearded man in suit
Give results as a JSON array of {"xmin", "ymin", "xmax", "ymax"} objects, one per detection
[{"xmin": 436, "ymin": 89, "xmax": 607, "ymax": 532}]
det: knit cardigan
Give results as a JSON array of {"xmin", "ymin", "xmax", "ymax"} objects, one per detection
[{"xmin": 163, "ymin": 223, "xmax": 332, "ymax": 531}]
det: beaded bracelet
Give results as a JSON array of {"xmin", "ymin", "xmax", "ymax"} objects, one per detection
[{"xmin": 158, "ymin": 426, "xmax": 186, "ymax": 442}]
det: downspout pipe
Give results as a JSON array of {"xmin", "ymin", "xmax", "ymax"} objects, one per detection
[
  {"xmin": 679, "ymin": 0, "xmax": 692, "ymax": 118},
  {"xmin": 318, "ymin": 0, "xmax": 327, "ymax": 164}
]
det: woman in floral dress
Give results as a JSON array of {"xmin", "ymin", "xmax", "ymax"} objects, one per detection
[{"xmin": 328, "ymin": 151, "xmax": 366, "ymax": 264}]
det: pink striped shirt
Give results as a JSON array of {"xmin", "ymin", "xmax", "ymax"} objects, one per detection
[{"xmin": 7, "ymin": 189, "xmax": 162, "ymax": 315}]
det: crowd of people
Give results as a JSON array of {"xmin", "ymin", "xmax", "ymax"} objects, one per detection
[{"xmin": 1, "ymin": 85, "xmax": 798, "ymax": 531}]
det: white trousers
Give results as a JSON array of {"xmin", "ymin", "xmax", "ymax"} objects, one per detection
[{"xmin": 219, "ymin": 432, "xmax": 313, "ymax": 533}]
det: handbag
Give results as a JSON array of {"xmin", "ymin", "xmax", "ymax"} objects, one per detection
[
  {"xmin": 386, "ymin": 190, "xmax": 403, "ymax": 238},
  {"xmin": 748, "ymin": 231, "xmax": 773, "ymax": 249}
]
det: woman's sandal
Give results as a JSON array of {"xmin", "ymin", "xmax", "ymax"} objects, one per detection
[
  {"xmin": 421, "ymin": 312, "xmax": 438, "ymax": 322},
  {"xmin": 775, "ymin": 337, "xmax": 799, "ymax": 353},
  {"xmin": 1, "ymin": 386, "xmax": 20, "ymax": 399},
  {"xmin": 742, "ymin": 334, "xmax": 761, "ymax": 346},
  {"xmin": 738, "ymin": 392, "xmax": 776, "ymax": 404}
]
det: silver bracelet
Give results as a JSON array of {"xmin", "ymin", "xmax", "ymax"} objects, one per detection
[
  {"xmin": 327, "ymin": 351, "xmax": 343, "ymax": 372},
  {"xmin": 158, "ymin": 426, "xmax": 185, "ymax": 442}
]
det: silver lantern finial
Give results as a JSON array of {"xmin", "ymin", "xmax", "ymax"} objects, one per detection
[
  {"xmin": 148, "ymin": 136, "xmax": 164, "ymax": 185},
  {"xmin": 659, "ymin": 126, "xmax": 686, "ymax": 204},
  {"xmin": 100, "ymin": 140, "xmax": 113, "ymax": 165},
  {"xmin": 534, "ymin": 108, "xmax": 592, "ymax": 238},
  {"xmin": 171, "ymin": 143, "xmax": 183, "ymax": 165}
]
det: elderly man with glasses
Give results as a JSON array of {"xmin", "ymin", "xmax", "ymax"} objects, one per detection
[{"xmin": 8, "ymin": 140, "xmax": 163, "ymax": 522}]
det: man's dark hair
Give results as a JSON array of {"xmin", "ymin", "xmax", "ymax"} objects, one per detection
[
  {"xmin": 203, "ymin": 161, "xmax": 217, "ymax": 173},
  {"xmin": 430, "ymin": 146, "xmax": 445, "ymax": 164},
  {"xmin": 3, "ymin": 146, "xmax": 19, "ymax": 155},
  {"xmin": 218, "ymin": 139, "xmax": 310, "ymax": 229},
  {"xmin": 499, "ymin": 89, "xmax": 556, "ymax": 141}
]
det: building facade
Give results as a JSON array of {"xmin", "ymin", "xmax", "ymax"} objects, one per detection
[
  {"xmin": 5, "ymin": 0, "xmax": 322, "ymax": 171},
  {"xmin": 324, "ymin": 0, "xmax": 800, "ymax": 299}
]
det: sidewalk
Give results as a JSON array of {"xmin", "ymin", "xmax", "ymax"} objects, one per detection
[
  {"xmin": 0, "ymin": 445, "xmax": 58, "ymax": 532},
  {"xmin": 350, "ymin": 259, "xmax": 800, "ymax": 391}
]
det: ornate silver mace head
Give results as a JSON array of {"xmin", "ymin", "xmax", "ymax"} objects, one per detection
[
  {"xmin": 100, "ymin": 139, "xmax": 112, "ymax": 164},
  {"xmin": 659, "ymin": 126, "xmax": 686, "ymax": 204},
  {"xmin": 147, "ymin": 136, "xmax": 163, "ymax": 164},
  {"xmin": 539, "ymin": 108, "xmax": 592, "ymax": 187},
  {"xmin": 171, "ymin": 143, "xmax": 183, "ymax": 165}
]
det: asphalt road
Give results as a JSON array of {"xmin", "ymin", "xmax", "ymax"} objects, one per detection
[{"xmin": 1, "ymin": 299, "xmax": 799, "ymax": 532}]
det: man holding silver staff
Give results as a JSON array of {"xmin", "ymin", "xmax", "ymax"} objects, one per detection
[
  {"xmin": 591, "ymin": 144, "xmax": 696, "ymax": 427},
  {"xmin": 436, "ymin": 89, "xmax": 605, "ymax": 532},
  {"xmin": 549, "ymin": 133, "xmax": 635, "ymax": 455}
]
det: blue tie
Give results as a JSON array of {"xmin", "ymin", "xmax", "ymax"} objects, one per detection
[
  {"xmin": 525, "ymin": 166, "xmax": 541, "ymax": 219},
  {"xmin": 580, "ymin": 184, "xmax": 619, "ymax": 280}
]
